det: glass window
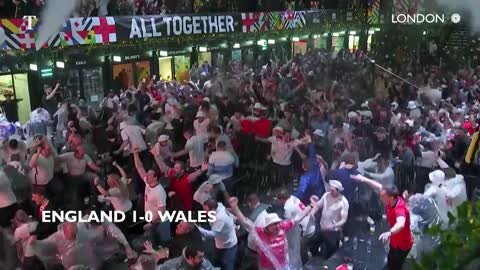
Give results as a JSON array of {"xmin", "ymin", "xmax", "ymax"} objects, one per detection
[
  {"xmin": 82, "ymin": 68, "xmax": 103, "ymax": 107},
  {"xmin": 174, "ymin": 55, "xmax": 191, "ymax": 82},
  {"xmin": 158, "ymin": 57, "xmax": 173, "ymax": 81}
]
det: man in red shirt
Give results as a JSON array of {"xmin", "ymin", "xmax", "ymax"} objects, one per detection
[
  {"xmin": 351, "ymin": 174, "xmax": 413, "ymax": 270},
  {"xmin": 151, "ymin": 147, "xmax": 208, "ymax": 211},
  {"xmin": 228, "ymin": 196, "xmax": 317, "ymax": 270}
]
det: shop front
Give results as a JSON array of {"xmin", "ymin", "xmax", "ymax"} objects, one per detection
[
  {"xmin": 112, "ymin": 54, "xmax": 152, "ymax": 90},
  {"xmin": 0, "ymin": 72, "xmax": 32, "ymax": 124}
]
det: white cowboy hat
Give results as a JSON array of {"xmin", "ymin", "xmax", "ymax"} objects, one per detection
[
  {"xmin": 407, "ymin": 101, "xmax": 417, "ymax": 110},
  {"xmin": 347, "ymin": 112, "xmax": 359, "ymax": 119},
  {"xmin": 264, "ymin": 213, "xmax": 282, "ymax": 227},
  {"xmin": 313, "ymin": 129, "xmax": 325, "ymax": 137},
  {"xmin": 429, "ymin": 170, "xmax": 445, "ymax": 184},
  {"xmin": 329, "ymin": 180, "xmax": 344, "ymax": 191},
  {"xmin": 196, "ymin": 111, "xmax": 207, "ymax": 118},
  {"xmin": 254, "ymin": 103, "xmax": 267, "ymax": 110},
  {"xmin": 207, "ymin": 174, "xmax": 223, "ymax": 185},
  {"xmin": 272, "ymin": 126, "xmax": 284, "ymax": 133},
  {"xmin": 158, "ymin": 135, "xmax": 169, "ymax": 142},
  {"xmin": 391, "ymin": 102, "xmax": 399, "ymax": 110},
  {"xmin": 203, "ymin": 97, "xmax": 211, "ymax": 103}
]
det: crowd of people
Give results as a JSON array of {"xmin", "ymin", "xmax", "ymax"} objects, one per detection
[
  {"xmin": 0, "ymin": 0, "xmax": 355, "ymax": 18},
  {"xmin": 0, "ymin": 45, "xmax": 476, "ymax": 270}
]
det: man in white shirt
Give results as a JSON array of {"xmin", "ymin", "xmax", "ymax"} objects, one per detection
[
  {"xmin": 310, "ymin": 180, "xmax": 349, "ymax": 259},
  {"xmin": 132, "ymin": 147, "xmax": 170, "ymax": 246},
  {"xmin": 208, "ymin": 141, "xmax": 235, "ymax": 189},
  {"xmin": 118, "ymin": 122, "xmax": 147, "ymax": 155},
  {"xmin": 257, "ymin": 128, "xmax": 309, "ymax": 186},
  {"xmin": 198, "ymin": 199, "xmax": 238, "ymax": 270},
  {"xmin": 194, "ymin": 111, "xmax": 211, "ymax": 138},
  {"xmin": 173, "ymin": 128, "xmax": 208, "ymax": 170},
  {"xmin": 57, "ymin": 145, "xmax": 101, "ymax": 210}
]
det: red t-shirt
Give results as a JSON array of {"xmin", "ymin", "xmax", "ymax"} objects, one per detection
[
  {"xmin": 255, "ymin": 219, "xmax": 294, "ymax": 268},
  {"xmin": 386, "ymin": 197, "xmax": 413, "ymax": 251},
  {"xmin": 168, "ymin": 170, "xmax": 193, "ymax": 211},
  {"xmin": 253, "ymin": 118, "xmax": 272, "ymax": 138}
]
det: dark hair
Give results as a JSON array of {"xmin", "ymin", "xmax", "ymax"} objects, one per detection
[
  {"xmin": 382, "ymin": 185, "xmax": 399, "ymax": 199},
  {"xmin": 32, "ymin": 186, "xmax": 48, "ymax": 197},
  {"xmin": 210, "ymin": 125, "xmax": 222, "ymax": 135},
  {"xmin": 341, "ymin": 153, "xmax": 357, "ymax": 166},
  {"xmin": 184, "ymin": 245, "xmax": 204, "ymax": 260},
  {"xmin": 277, "ymin": 188, "xmax": 290, "ymax": 201},
  {"xmin": 127, "ymin": 104, "xmax": 138, "ymax": 115},
  {"xmin": 217, "ymin": 140, "xmax": 227, "ymax": 148},
  {"xmin": 203, "ymin": 199, "xmax": 218, "ymax": 210},
  {"xmin": 106, "ymin": 130, "xmax": 116, "ymax": 139},
  {"xmin": 10, "ymin": 154, "xmax": 21, "ymax": 162},
  {"xmin": 183, "ymin": 126, "xmax": 194, "ymax": 135},
  {"xmin": 247, "ymin": 193, "xmax": 259, "ymax": 204},
  {"xmin": 8, "ymin": 139, "xmax": 18, "ymax": 150}
]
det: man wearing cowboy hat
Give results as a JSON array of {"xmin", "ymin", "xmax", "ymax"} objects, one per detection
[
  {"xmin": 309, "ymin": 180, "xmax": 349, "ymax": 259},
  {"xmin": 228, "ymin": 195, "xmax": 317, "ymax": 270}
]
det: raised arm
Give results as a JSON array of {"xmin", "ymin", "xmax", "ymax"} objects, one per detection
[
  {"xmin": 228, "ymin": 197, "xmax": 253, "ymax": 232},
  {"xmin": 351, "ymin": 174, "xmax": 383, "ymax": 194},
  {"xmin": 46, "ymin": 83, "xmax": 60, "ymax": 101},
  {"xmin": 113, "ymin": 161, "xmax": 127, "ymax": 179},
  {"xmin": 132, "ymin": 147, "xmax": 147, "ymax": 179},
  {"xmin": 292, "ymin": 196, "xmax": 318, "ymax": 226},
  {"xmin": 151, "ymin": 146, "xmax": 171, "ymax": 174},
  {"xmin": 94, "ymin": 177, "xmax": 108, "ymax": 196},
  {"xmin": 188, "ymin": 161, "xmax": 208, "ymax": 183}
]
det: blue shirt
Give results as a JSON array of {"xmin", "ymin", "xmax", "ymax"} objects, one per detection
[
  {"xmin": 326, "ymin": 168, "xmax": 360, "ymax": 203},
  {"xmin": 294, "ymin": 144, "xmax": 325, "ymax": 205}
]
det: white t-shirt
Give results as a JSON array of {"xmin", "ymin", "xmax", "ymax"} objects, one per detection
[
  {"xmin": 316, "ymin": 192, "xmax": 349, "ymax": 231},
  {"xmin": 185, "ymin": 135, "xmax": 208, "ymax": 168},
  {"xmin": 268, "ymin": 137, "xmax": 301, "ymax": 166},
  {"xmin": 144, "ymin": 182, "xmax": 167, "ymax": 221},
  {"xmin": 210, "ymin": 203, "xmax": 238, "ymax": 249},
  {"xmin": 108, "ymin": 177, "xmax": 132, "ymax": 213},
  {"xmin": 29, "ymin": 154, "xmax": 54, "ymax": 185},
  {"xmin": 194, "ymin": 118, "xmax": 211, "ymax": 138},
  {"xmin": 121, "ymin": 125, "xmax": 147, "ymax": 152},
  {"xmin": 58, "ymin": 152, "xmax": 93, "ymax": 176}
]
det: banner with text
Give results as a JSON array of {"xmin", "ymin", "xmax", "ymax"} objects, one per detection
[{"xmin": 115, "ymin": 14, "xmax": 242, "ymax": 40}]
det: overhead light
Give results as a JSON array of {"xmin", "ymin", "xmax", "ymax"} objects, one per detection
[
  {"xmin": 40, "ymin": 68, "xmax": 53, "ymax": 77},
  {"xmin": 332, "ymin": 33, "xmax": 340, "ymax": 37},
  {"xmin": 29, "ymin": 64, "xmax": 38, "ymax": 71},
  {"xmin": 233, "ymin": 43, "xmax": 240, "ymax": 49},
  {"xmin": 368, "ymin": 30, "xmax": 375, "ymax": 34},
  {"xmin": 313, "ymin": 35, "xmax": 320, "ymax": 39},
  {"xmin": 199, "ymin": 46, "xmax": 207, "ymax": 52},
  {"xmin": 245, "ymin": 40, "xmax": 253, "ymax": 46},
  {"xmin": 268, "ymin": 39, "xmax": 275, "ymax": 44},
  {"xmin": 113, "ymin": 56, "xmax": 122, "ymax": 62},
  {"xmin": 349, "ymin": 31, "xmax": 357, "ymax": 35},
  {"xmin": 56, "ymin": 61, "xmax": 65, "ymax": 68},
  {"xmin": 220, "ymin": 43, "xmax": 228, "ymax": 48},
  {"xmin": 423, "ymin": 31, "xmax": 427, "ymax": 35},
  {"xmin": 159, "ymin": 51, "xmax": 168, "ymax": 57},
  {"xmin": 323, "ymin": 33, "xmax": 329, "ymax": 36},
  {"xmin": 292, "ymin": 37, "xmax": 300, "ymax": 42},
  {"xmin": 257, "ymin": 39, "xmax": 266, "ymax": 46},
  {"xmin": 375, "ymin": 28, "xmax": 381, "ymax": 31}
]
